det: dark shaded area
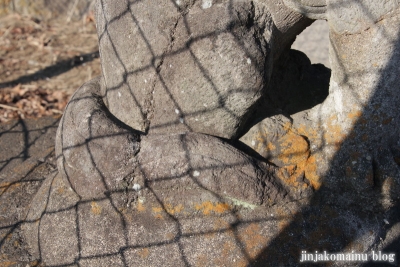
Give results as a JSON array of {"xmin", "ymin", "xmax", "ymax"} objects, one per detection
[{"xmin": 252, "ymin": 2, "xmax": 400, "ymax": 266}]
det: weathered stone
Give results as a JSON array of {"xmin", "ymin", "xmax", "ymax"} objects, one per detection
[
  {"xmin": 56, "ymin": 76, "xmax": 311, "ymax": 205},
  {"xmin": 55, "ymin": 76, "xmax": 140, "ymax": 200},
  {"xmin": 13, "ymin": 0, "xmax": 400, "ymax": 266},
  {"xmin": 96, "ymin": 0, "xmax": 311, "ymax": 138}
]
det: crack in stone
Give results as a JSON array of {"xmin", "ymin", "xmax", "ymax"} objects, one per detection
[{"xmin": 143, "ymin": 15, "xmax": 182, "ymax": 133}]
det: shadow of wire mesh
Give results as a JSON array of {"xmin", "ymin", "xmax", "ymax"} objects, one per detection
[{"xmin": 0, "ymin": 0, "xmax": 399, "ymax": 266}]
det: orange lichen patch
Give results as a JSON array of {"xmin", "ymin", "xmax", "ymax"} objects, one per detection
[
  {"xmin": 154, "ymin": 213, "xmax": 164, "ymax": 220},
  {"xmin": 195, "ymin": 201, "xmax": 231, "ymax": 215},
  {"xmin": 90, "ymin": 201, "xmax": 102, "ymax": 215},
  {"xmin": 0, "ymin": 182, "xmax": 12, "ymax": 188},
  {"xmin": 0, "ymin": 261, "xmax": 19, "ymax": 267},
  {"xmin": 276, "ymin": 132, "xmax": 310, "ymax": 166},
  {"xmin": 56, "ymin": 187, "xmax": 65, "ymax": 194},
  {"xmin": 275, "ymin": 164, "xmax": 307, "ymax": 189},
  {"xmin": 164, "ymin": 203, "xmax": 184, "ymax": 215},
  {"xmin": 238, "ymin": 223, "xmax": 269, "ymax": 259},
  {"xmin": 0, "ymin": 182, "xmax": 21, "ymax": 196},
  {"xmin": 151, "ymin": 206, "xmax": 166, "ymax": 219},
  {"xmin": 136, "ymin": 202, "xmax": 146, "ymax": 212},
  {"xmin": 274, "ymin": 140, "xmax": 321, "ymax": 191},
  {"xmin": 152, "ymin": 207, "xmax": 163, "ymax": 213},
  {"xmin": 254, "ymin": 129, "xmax": 310, "ymax": 167},
  {"xmin": 138, "ymin": 248, "xmax": 149, "ymax": 258},
  {"xmin": 304, "ymin": 155, "xmax": 321, "ymax": 190},
  {"xmin": 347, "ymin": 110, "xmax": 362, "ymax": 121},
  {"xmin": 295, "ymin": 124, "xmax": 319, "ymax": 143}
]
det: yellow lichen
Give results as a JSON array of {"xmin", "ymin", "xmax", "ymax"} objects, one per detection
[
  {"xmin": 90, "ymin": 201, "xmax": 102, "ymax": 215},
  {"xmin": 195, "ymin": 201, "xmax": 231, "ymax": 215}
]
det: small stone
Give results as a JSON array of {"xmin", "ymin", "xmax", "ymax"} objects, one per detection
[
  {"xmin": 132, "ymin": 184, "xmax": 141, "ymax": 191},
  {"xmin": 202, "ymin": 0, "xmax": 212, "ymax": 9}
]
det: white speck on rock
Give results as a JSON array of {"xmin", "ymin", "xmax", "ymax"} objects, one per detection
[
  {"xmin": 202, "ymin": 0, "xmax": 212, "ymax": 9},
  {"xmin": 384, "ymin": 219, "xmax": 390, "ymax": 225},
  {"xmin": 179, "ymin": 118, "xmax": 184, "ymax": 123},
  {"xmin": 118, "ymin": 92, "xmax": 121, "ymax": 97},
  {"xmin": 247, "ymin": 58, "xmax": 251, "ymax": 64},
  {"xmin": 193, "ymin": 170, "xmax": 200, "ymax": 177},
  {"xmin": 169, "ymin": 64, "xmax": 172, "ymax": 68},
  {"xmin": 251, "ymin": 140, "xmax": 255, "ymax": 146},
  {"xmin": 144, "ymin": 79, "xmax": 147, "ymax": 83},
  {"xmin": 175, "ymin": 109, "xmax": 180, "ymax": 114},
  {"xmin": 132, "ymin": 183, "xmax": 141, "ymax": 191},
  {"xmin": 175, "ymin": 0, "xmax": 181, "ymax": 5}
]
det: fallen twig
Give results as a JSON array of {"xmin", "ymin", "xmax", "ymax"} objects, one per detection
[{"xmin": 0, "ymin": 103, "xmax": 21, "ymax": 111}]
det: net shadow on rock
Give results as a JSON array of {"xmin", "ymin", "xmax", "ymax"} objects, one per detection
[
  {"xmin": 0, "ymin": 116, "xmax": 59, "ymax": 263},
  {"xmin": 16, "ymin": 1, "xmax": 319, "ymax": 266},
  {"xmin": 251, "ymin": 2, "xmax": 400, "ymax": 266},
  {"xmin": 12, "ymin": 0, "xmax": 400, "ymax": 267},
  {"xmin": 95, "ymin": 0, "xmax": 312, "ymax": 138},
  {"xmin": 38, "ymin": 76, "xmax": 300, "ymax": 266}
]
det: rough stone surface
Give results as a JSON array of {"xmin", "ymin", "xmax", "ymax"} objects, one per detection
[
  {"xmin": 55, "ymin": 76, "xmax": 140, "ymax": 200},
  {"xmin": 96, "ymin": 0, "xmax": 311, "ymax": 138},
  {"xmin": 56, "ymin": 77, "xmax": 312, "ymax": 205},
  {"xmin": 0, "ymin": 116, "xmax": 59, "ymax": 266},
  {"xmin": 2, "ymin": 0, "xmax": 400, "ymax": 266}
]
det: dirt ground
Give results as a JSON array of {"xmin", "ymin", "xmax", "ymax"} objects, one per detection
[{"xmin": 0, "ymin": 13, "xmax": 101, "ymax": 123}]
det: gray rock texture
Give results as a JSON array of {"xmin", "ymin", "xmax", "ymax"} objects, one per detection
[
  {"xmin": 2, "ymin": 0, "xmax": 400, "ymax": 266},
  {"xmin": 96, "ymin": 0, "xmax": 311, "ymax": 138}
]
